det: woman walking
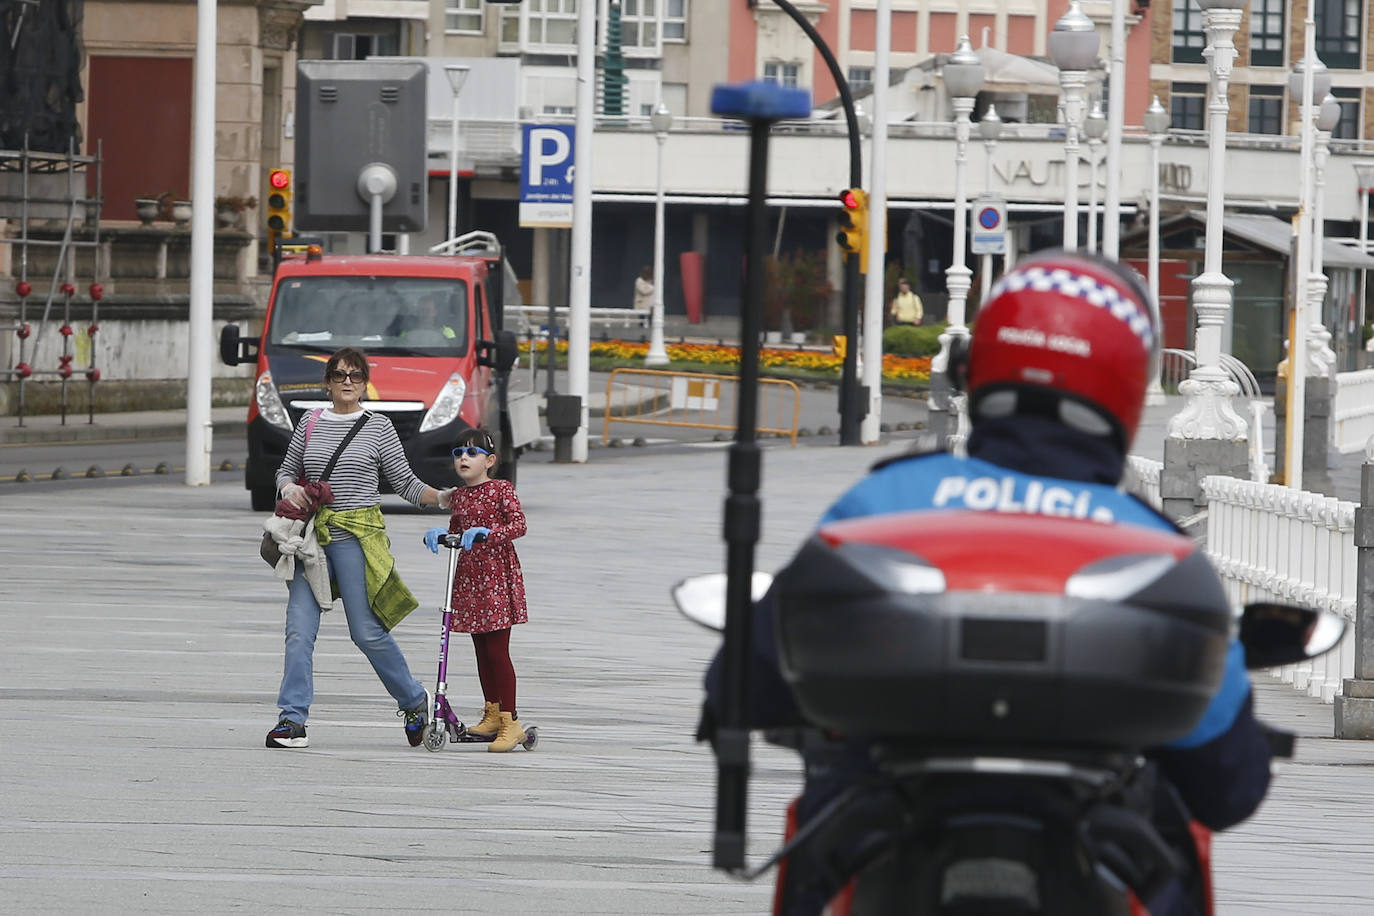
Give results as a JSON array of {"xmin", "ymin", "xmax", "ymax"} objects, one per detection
[{"xmin": 266, "ymin": 346, "xmax": 453, "ymax": 749}]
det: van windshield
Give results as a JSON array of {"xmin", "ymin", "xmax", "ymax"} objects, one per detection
[{"xmin": 266, "ymin": 276, "xmax": 468, "ymax": 355}]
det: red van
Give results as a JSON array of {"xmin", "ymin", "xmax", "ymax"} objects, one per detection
[{"xmin": 220, "ymin": 243, "xmax": 517, "ymax": 510}]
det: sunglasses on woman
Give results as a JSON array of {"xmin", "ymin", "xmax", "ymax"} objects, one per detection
[
  {"xmin": 452, "ymin": 446, "xmax": 491, "ymax": 458},
  {"xmin": 328, "ymin": 369, "xmax": 366, "ymax": 384}
]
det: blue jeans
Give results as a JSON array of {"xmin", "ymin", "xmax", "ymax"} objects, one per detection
[{"xmin": 276, "ymin": 536, "xmax": 426, "ymax": 725}]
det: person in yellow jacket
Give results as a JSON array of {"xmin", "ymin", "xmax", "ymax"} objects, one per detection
[{"xmin": 889, "ymin": 276, "xmax": 924, "ymax": 326}]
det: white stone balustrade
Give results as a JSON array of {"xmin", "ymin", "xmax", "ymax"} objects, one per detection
[
  {"xmin": 1201, "ymin": 475, "xmax": 1358, "ymax": 703},
  {"xmin": 1334, "ymin": 369, "xmax": 1374, "ymax": 455},
  {"xmin": 1124, "ymin": 456, "xmax": 1163, "ymax": 510}
]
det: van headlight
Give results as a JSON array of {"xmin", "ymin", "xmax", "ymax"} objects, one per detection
[
  {"xmin": 420, "ymin": 372, "xmax": 467, "ymax": 433},
  {"xmin": 256, "ymin": 371, "xmax": 292, "ymax": 431}
]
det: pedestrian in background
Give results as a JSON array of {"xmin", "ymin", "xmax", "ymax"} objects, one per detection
[
  {"xmin": 889, "ymin": 276, "xmax": 924, "ymax": 326},
  {"xmin": 266, "ymin": 346, "xmax": 454, "ymax": 749},
  {"xmin": 423, "ymin": 427, "xmax": 531, "ymax": 753},
  {"xmin": 634, "ymin": 265, "xmax": 654, "ymax": 318}
]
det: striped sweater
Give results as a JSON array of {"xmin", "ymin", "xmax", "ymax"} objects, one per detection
[{"xmin": 276, "ymin": 409, "xmax": 430, "ymax": 538}]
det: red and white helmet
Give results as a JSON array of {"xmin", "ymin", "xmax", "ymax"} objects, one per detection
[{"xmin": 966, "ymin": 250, "xmax": 1158, "ymax": 451}]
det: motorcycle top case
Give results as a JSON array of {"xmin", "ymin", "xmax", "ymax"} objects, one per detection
[{"xmin": 773, "ymin": 510, "xmax": 1233, "ymax": 749}]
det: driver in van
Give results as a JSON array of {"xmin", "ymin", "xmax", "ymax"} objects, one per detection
[{"xmin": 700, "ymin": 249, "xmax": 1272, "ymax": 916}]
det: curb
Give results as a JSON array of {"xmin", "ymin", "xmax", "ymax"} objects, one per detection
[{"xmin": 0, "ymin": 422, "xmax": 247, "ymax": 446}]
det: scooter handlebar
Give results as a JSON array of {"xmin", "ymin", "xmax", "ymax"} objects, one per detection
[{"xmin": 439, "ymin": 532, "xmax": 488, "ymax": 549}]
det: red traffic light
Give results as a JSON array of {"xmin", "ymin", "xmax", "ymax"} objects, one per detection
[
  {"xmin": 840, "ymin": 189, "xmax": 860, "ymax": 210},
  {"xmin": 269, "ymin": 169, "xmax": 291, "ymax": 190}
]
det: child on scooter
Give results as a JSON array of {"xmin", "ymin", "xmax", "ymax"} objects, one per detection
[{"xmin": 422, "ymin": 427, "xmax": 530, "ymax": 753}]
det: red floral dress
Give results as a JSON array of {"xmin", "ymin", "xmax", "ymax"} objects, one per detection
[{"xmin": 447, "ymin": 479, "xmax": 528, "ymax": 633}]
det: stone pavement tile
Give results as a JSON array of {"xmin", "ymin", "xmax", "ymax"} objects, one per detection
[{"xmin": 3, "ymin": 440, "xmax": 1373, "ymax": 912}]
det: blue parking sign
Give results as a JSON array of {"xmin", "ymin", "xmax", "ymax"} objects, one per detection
[{"xmin": 520, "ymin": 124, "xmax": 576, "ymax": 228}]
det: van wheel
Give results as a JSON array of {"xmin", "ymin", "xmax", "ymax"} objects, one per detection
[{"xmin": 250, "ymin": 486, "xmax": 276, "ymax": 512}]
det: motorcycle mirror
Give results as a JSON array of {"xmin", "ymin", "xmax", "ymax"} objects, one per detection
[
  {"xmin": 1238, "ymin": 602, "xmax": 1347, "ymax": 670},
  {"xmin": 671, "ymin": 572, "xmax": 774, "ymax": 633}
]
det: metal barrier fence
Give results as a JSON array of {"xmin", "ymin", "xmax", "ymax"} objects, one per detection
[
  {"xmin": 1202, "ymin": 475, "xmax": 1359, "ymax": 704},
  {"xmin": 1334, "ymin": 369, "xmax": 1374, "ymax": 454},
  {"xmin": 601, "ymin": 368, "xmax": 801, "ymax": 445}
]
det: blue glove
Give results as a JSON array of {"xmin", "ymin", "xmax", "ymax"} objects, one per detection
[
  {"xmin": 460, "ymin": 526, "xmax": 492, "ymax": 551},
  {"xmin": 423, "ymin": 527, "xmax": 448, "ymax": 554}
]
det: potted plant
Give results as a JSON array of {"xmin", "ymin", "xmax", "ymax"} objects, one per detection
[
  {"xmin": 214, "ymin": 194, "xmax": 258, "ymax": 229},
  {"xmin": 135, "ymin": 191, "xmax": 179, "ymax": 225}
]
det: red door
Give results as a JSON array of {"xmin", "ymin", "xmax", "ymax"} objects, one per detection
[
  {"xmin": 1125, "ymin": 258, "xmax": 1193, "ymax": 349},
  {"xmin": 86, "ymin": 57, "xmax": 193, "ymax": 220}
]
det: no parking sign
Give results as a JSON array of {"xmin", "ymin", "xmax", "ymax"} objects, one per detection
[{"xmin": 971, "ymin": 197, "xmax": 1007, "ymax": 255}]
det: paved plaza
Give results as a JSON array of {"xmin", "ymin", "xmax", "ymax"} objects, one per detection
[{"xmin": 3, "ymin": 429, "xmax": 1374, "ymax": 913}]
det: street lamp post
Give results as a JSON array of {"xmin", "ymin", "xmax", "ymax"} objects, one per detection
[
  {"xmin": 1084, "ymin": 99, "xmax": 1108, "ymax": 253},
  {"xmin": 1284, "ymin": 50, "xmax": 1332, "ymax": 488},
  {"xmin": 1309, "ymin": 94, "xmax": 1341, "ymax": 374},
  {"xmin": 929, "ymin": 35, "xmax": 984, "ymax": 446},
  {"xmin": 444, "ymin": 64, "xmax": 470, "ymax": 246},
  {"xmin": 1355, "ymin": 161, "xmax": 1374, "ymax": 365},
  {"xmin": 979, "ymin": 104, "xmax": 1003, "ymax": 306},
  {"xmin": 1162, "ymin": 0, "xmax": 1249, "ymax": 521},
  {"xmin": 1049, "ymin": 2, "xmax": 1099, "ymax": 252},
  {"xmin": 645, "ymin": 101, "xmax": 673, "ymax": 367},
  {"xmin": 1144, "ymin": 96, "xmax": 1170, "ymax": 406}
]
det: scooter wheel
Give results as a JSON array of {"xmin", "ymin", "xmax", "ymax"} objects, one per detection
[
  {"xmin": 522, "ymin": 727, "xmax": 539, "ymax": 751},
  {"xmin": 422, "ymin": 723, "xmax": 446, "ymax": 752}
]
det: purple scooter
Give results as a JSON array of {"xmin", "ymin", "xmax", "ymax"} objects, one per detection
[{"xmin": 421, "ymin": 532, "xmax": 539, "ymax": 752}]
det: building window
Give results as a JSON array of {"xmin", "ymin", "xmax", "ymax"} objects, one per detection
[
  {"xmin": 1170, "ymin": 82, "xmax": 1206, "ymax": 130},
  {"xmin": 764, "ymin": 61, "xmax": 801, "ymax": 88},
  {"xmin": 445, "ymin": 0, "xmax": 484, "ymax": 33},
  {"xmin": 1249, "ymin": 0, "xmax": 1284, "ymax": 67},
  {"xmin": 1331, "ymin": 87, "xmax": 1361, "ymax": 140},
  {"xmin": 1314, "ymin": 0, "xmax": 1362, "ymax": 69},
  {"xmin": 500, "ymin": 6, "xmax": 520, "ymax": 44},
  {"xmin": 848, "ymin": 67, "xmax": 873, "ymax": 94},
  {"xmin": 621, "ymin": 0, "xmax": 659, "ymax": 51},
  {"xmin": 543, "ymin": 105, "xmax": 574, "ymax": 115},
  {"xmin": 1248, "ymin": 85, "xmax": 1283, "ymax": 134},
  {"xmin": 330, "ymin": 32, "xmax": 399, "ymax": 60},
  {"xmin": 525, "ymin": 0, "xmax": 578, "ymax": 48},
  {"xmin": 1172, "ymin": 0, "xmax": 1206, "ymax": 64},
  {"xmin": 663, "ymin": 0, "xmax": 687, "ymax": 41}
]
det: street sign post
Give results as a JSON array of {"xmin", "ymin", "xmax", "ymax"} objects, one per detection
[
  {"xmin": 971, "ymin": 197, "xmax": 1008, "ymax": 255},
  {"xmin": 520, "ymin": 124, "xmax": 575, "ymax": 228}
]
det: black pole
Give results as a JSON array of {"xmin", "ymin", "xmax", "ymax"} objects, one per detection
[
  {"xmin": 770, "ymin": 0, "xmax": 864, "ymax": 444},
  {"xmin": 715, "ymin": 118, "xmax": 771, "ymax": 874}
]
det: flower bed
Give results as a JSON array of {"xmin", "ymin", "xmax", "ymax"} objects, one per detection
[{"xmin": 519, "ymin": 338, "xmax": 931, "ymax": 383}]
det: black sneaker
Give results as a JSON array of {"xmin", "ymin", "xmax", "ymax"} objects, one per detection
[
  {"xmin": 400, "ymin": 689, "xmax": 431, "ymax": 747},
  {"xmin": 266, "ymin": 717, "xmax": 308, "ymax": 749}
]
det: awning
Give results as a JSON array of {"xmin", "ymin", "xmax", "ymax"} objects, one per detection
[
  {"xmin": 975, "ymin": 47, "xmax": 1061, "ymax": 93},
  {"xmin": 1186, "ymin": 210, "xmax": 1374, "ymax": 269}
]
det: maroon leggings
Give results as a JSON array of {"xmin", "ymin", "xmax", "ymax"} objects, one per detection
[{"xmin": 471, "ymin": 628, "xmax": 516, "ymax": 718}]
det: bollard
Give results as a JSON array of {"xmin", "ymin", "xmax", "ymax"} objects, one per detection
[
  {"xmin": 1334, "ymin": 445, "xmax": 1374, "ymax": 737},
  {"xmin": 545, "ymin": 394, "xmax": 581, "ymax": 464}
]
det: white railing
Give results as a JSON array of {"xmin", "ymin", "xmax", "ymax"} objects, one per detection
[
  {"xmin": 1201, "ymin": 475, "xmax": 1358, "ymax": 704},
  {"xmin": 1334, "ymin": 369, "xmax": 1374, "ymax": 454},
  {"xmin": 1124, "ymin": 456, "xmax": 1163, "ymax": 510}
]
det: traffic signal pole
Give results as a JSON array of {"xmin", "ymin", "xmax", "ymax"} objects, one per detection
[{"xmin": 769, "ymin": 0, "xmax": 864, "ymax": 444}]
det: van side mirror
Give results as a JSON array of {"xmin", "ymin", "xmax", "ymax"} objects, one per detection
[
  {"xmin": 477, "ymin": 331, "xmax": 519, "ymax": 372},
  {"xmin": 219, "ymin": 324, "xmax": 260, "ymax": 366}
]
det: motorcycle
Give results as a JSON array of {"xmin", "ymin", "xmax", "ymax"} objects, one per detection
[{"xmin": 677, "ymin": 509, "xmax": 1347, "ymax": 916}]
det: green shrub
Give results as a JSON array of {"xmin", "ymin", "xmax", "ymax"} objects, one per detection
[{"xmin": 883, "ymin": 322, "xmax": 946, "ymax": 356}]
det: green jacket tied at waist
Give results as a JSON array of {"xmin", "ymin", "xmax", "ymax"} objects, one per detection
[{"xmin": 314, "ymin": 505, "xmax": 419, "ymax": 631}]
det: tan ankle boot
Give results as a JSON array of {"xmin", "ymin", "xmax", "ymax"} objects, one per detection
[
  {"xmin": 468, "ymin": 701, "xmax": 501, "ymax": 739},
  {"xmin": 488, "ymin": 711, "xmax": 526, "ymax": 753}
]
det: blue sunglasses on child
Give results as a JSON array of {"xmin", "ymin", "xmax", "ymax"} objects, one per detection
[{"xmin": 452, "ymin": 446, "xmax": 491, "ymax": 458}]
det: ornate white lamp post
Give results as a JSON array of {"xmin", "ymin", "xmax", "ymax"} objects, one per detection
[
  {"xmin": 1084, "ymin": 98, "xmax": 1108, "ymax": 253},
  {"xmin": 1144, "ymin": 96, "xmax": 1170, "ymax": 406},
  {"xmin": 978, "ymin": 104, "xmax": 1003, "ymax": 305},
  {"xmin": 444, "ymin": 64, "xmax": 470, "ymax": 245},
  {"xmin": 929, "ymin": 35, "xmax": 984, "ymax": 444},
  {"xmin": 1308, "ymin": 93, "xmax": 1341, "ymax": 372},
  {"xmin": 1283, "ymin": 50, "xmax": 1332, "ymax": 486},
  {"xmin": 644, "ymin": 101, "xmax": 673, "ymax": 367},
  {"xmin": 1163, "ymin": 0, "xmax": 1249, "ymax": 518},
  {"xmin": 1049, "ymin": 1, "xmax": 1099, "ymax": 252}
]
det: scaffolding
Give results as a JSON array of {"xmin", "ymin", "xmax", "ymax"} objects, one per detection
[{"xmin": 0, "ymin": 137, "xmax": 104, "ymax": 425}]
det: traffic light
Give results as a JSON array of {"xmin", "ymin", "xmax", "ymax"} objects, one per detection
[
  {"xmin": 836, "ymin": 188, "xmax": 868, "ymax": 273},
  {"xmin": 266, "ymin": 168, "xmax": 292, "ymax": 248}
]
